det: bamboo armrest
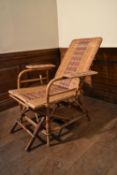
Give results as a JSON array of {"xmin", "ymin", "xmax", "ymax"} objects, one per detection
[
  {"xmin": 63, "ymin": 70, "xmax": 98, "ymax": 78},
  {"xmin": 17, "ymin": 64, "xmax": 55, "ymax": 88},
  {"xmin": 26, "ymin": 64, "xmax": 55, "ymax": 70},
  {"xmin": 46, "ymin": 70, "xmax": 98, "ymax": 105},
  {"xmin": 17, "ymin": 69, "xmax": 40, "ymax": 88}
]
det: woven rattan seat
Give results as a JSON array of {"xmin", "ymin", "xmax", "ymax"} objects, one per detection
[{"xmin": 9, "ymin": 85, "xmax": 76, "ymax": 109}]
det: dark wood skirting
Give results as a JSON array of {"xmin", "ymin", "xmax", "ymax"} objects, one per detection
[
  {"xmin": 1, "ymin": 47, "xmax": 117, "ymax": 111},
  {"xmin": 0, "ymin": 48, "xmax": 60, "ymax": 111},
  {"xmin": 60, "ymin": 48, "xmax": 117, "ymax": 104}
]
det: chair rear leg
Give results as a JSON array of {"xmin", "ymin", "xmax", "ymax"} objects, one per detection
[
  {"xmin": 77, "ymin": 95, "xmax": 90, "ymax": 121},
  {"xmin": 10, "ymin": 122, "xmax": 18, "ymax": 133}
]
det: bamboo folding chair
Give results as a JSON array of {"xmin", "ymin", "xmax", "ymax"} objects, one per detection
[{"xmin": 9, "ymin": 37, "xmax": 102, "ymax": 151}]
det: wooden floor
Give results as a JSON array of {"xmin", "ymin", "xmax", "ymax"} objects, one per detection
[{"xmin": 0, "ymin": 96, "xmax": 117, "ymax": 175}]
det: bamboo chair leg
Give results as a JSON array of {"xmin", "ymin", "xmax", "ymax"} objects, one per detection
[
  {"xmin": 46, "ymin": 115, "xmax": 50, "ymax": 146},
  {"xmin": 58, "ymin": 128, "xmax": 63, "ymax": 137},
  {"xmin": 25, "ymin": 116, "xmax": 45, "ymax": 151},
  {"xmin": 25, "ymin": 136, "xmax": 35, "ymax": 152},
  {"xmin": 77, "ymin": 95, "xmax": 90, "ymax": 121},
  {"xmin": 10, "ymin": 122, "xmax": 18, "ymax": 133},
  {"xmin": 10, "ymin": 115, "xmax": 24, "ymax": 133},
  {"xmin": 10, "ymin": 108, "xmax": 28, "ymax": 133}
]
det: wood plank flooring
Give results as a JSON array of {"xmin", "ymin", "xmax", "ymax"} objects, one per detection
[{"xmin": 0, "ymin": 96, "xmax": 117, "ymax": 175}]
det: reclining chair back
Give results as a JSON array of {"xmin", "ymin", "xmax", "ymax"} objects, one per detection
[{"xmin": 55, "ymin": 37, "xmax": 102, "ymax": 89}]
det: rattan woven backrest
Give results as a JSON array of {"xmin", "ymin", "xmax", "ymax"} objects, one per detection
[{"xmin": 55, "ymin": 37, "xmax": 102, "ymax": 89}]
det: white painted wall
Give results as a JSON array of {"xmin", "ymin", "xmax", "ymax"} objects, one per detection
[
  {"xmin": 57, "ymin": 0, "xmax": 117, "ymax": 47},
  {"xmin": 0, "ymin": 0, "xmax": 59, "ymax": 53},
  {"xmin": 1, "ymin": 0, "xmax": 117, "ymax": 52}
]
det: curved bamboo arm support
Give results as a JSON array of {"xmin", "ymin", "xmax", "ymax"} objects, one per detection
[
  {"xmin": 17, "ymin": 69, "xmax": 37, "ymax": 89},
  {"xmin": 46, "ymin": 76, "xmax": 65, "ymax": 105},
  {"xmin": 45, "ymin": 70, "xmax": 98, "ymax": 105},
  {"xmin": 17, "ymin": 65, "xmax": 55, "ymax": 88}
]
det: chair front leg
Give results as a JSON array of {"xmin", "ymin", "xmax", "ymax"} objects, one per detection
[
  {"xmin": 46, "ymin": 106, "xmax": 51, "ymax": 147},
  {"xmin": 25, "ymin": 116, "xmax": 45, "ymax": 151}
]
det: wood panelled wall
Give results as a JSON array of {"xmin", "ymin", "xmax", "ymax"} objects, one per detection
[
  {"xmin": 0, "ymin": 48, "xmax": 60, "ymax": 111},
  {"xmin": 0, "ymin": 47, "xmax": 117, "ymax": 111},
  {"xmin": 60, "ymin": 48, "xmax": 117, "ymax": 103}
]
